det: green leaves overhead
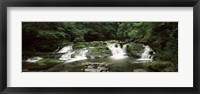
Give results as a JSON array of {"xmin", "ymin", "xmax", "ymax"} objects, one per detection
[{"xmin": 37, "ymin": 30, "xmax": 66, "ymax": 39}]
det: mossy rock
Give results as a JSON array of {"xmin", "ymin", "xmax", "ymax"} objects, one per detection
[
  {"xmin": 86, "ymin": 47, "xmax": 112, "ymax": 59},
  {"xmin": 105, "ymin": 40, "xmax": 118, "ymax": 44},
  {"xmin": 147, "ymin": 61, "xmax": 176, "ymax": 72},
  {"xmin": 73, "ymin": 42, "xmax": 88, "ymax": 49},
  {"xmin": 73, "ymin": 41, "xmax": 104, "ymax": 49},
  {"xmin": 133, "ymin": 69, "xmax": 146, "ymax": 72},
  {"xmin": 126, "ymin": 43, "xmax": 144, "ymax": 58},
  {"xmin": 88, "ymin": 41, "xmax": 105, "ymax": 47}
]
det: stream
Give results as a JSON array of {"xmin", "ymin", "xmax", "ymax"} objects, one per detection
[{"xmin": 24, "ymin": 42, "xmax": 155, "ymax": 72}]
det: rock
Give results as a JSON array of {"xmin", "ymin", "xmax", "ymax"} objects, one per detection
[
  {"xmin": 126, "ymin": 43, "xmax": 144, "ymax": 58},
  {"xmin": 133, "ymin": 69, "xmax": 146, "ymax": 72},
  {"xmin": 105, "ymin": 40, "xmax": 118, "ymax": 44},
  {"xmin": 87, "ymin": 65, "xmax": 94, "ymax": 69},
  {"xmin": 71, "ymin": 54, "xmax": 75, "ymax": 58},
  {"xmin": 82, "ymin": 62, "xmax": 109, "ymax": 72},
  {"xmin": 73, "ymin": 41, "xmax": 105, "ymax": 49},
  {"xmin": 86, "ymin": 46, "xmax": 112, "ymax": 59},
  {"xmin": 96, "ymin": 67, "xmax": 108, "ymax": 72},
  {"xmin": 84, "ymin": 69, "xmax": 97, "ymax": 72}
]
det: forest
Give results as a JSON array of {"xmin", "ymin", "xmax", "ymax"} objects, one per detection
[{"xmin": 22, "ymin": 22, "xmax": 178, "ymax": 72}]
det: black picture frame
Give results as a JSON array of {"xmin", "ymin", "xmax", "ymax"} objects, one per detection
[{"xmin": 0, "ymin": 0, "xmax": 200, "ymax": 94}]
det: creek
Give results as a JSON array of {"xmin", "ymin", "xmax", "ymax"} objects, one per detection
[{"xmin": 35, "ymin": 42, "xmax": 155, "ymax": 72}]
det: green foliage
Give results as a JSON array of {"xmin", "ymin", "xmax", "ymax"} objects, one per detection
[
  {"xmin": 38, "ymin": 30, "xmax": 66, "ymax": 39},
  {"xmin": 117, "ymin": 22, "xmax": 178, "ymax": 63},
  {"xmin": 22, "ymin": 22, "xmax": 68, "ymax": 51}
]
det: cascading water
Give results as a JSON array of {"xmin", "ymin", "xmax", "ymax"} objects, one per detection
[
  {"xmin": 138, "ymin": 45, "xmax": 155, "ymax": 61},
  {"xmin": 57, "ymin": 45, "xmax": 73, "ymax": 53},
  {"xmin": 107, "ymin": 43, "xmax": 128, "ymax": 59},
  {"xmin": 58, "ymin": 46, "xmax": 89, "ymax": 63},
  {"xmin": 122, "ymin": 44, "xmax": 127, "ymax": 53},
  {"xmin": 66, "ymin": 48, "xmax": 89, "ymax": 62},
  {"xmin": 58, "ymin": 43, "xmax": 154, "ymax": 63}
]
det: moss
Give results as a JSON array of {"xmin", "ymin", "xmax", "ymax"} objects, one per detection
[
  {"xmin": 147, "ymin": 61, "xmax": 176, "ymax": 72},
  {"xmin": 86, "ymin": 47, "xmax": 112, "ymax": 59},
  {"xmin": 126, "ymin": 43, "xmax": 144, "ymax": 58},
  {"xmin": 36, "ymin": 59, "xmax": 63, "ymax": 65},
  {"xmin": 88, "ymin": 41, "xmax": 104, "ymax": 47},
  {"xmin": 106, "ymin": 40, "xmax": 118, "ymax": 44},
  {"xmin": 73, "ymin": 41, "xmax": 104, "ymax": 49},
  {"xmin": 73, "ymin": 42, "xmax": 87, "ymax": 49}
]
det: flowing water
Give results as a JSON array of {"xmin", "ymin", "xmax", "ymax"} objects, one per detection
[
  {"xmin": 137, "ymin": 45, "xmax": 155, "ymax": 61},
  {"xmin": 58, "ymin": 47, "xmax": 89, "ymax": 63},
  {"xmin": 57, "ymin": 45, "xmax": 73, "ymax": 53},
  {"xmin": 107, "ymin": 43, "xmax": 128, "ymax": 59},
  {"xmin": 44, "ymin": 43, "xmax": 155, "ymax": 72},
  {"xmin": 26, "ymin": 56, "xmax": 43, "ymax": 63}
]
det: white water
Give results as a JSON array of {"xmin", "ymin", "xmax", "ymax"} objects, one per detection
[
  {"xmin": 58, "ymin": 43, "xmax": 154, "ymax": 63},
  {"xmin": 107, "ymin": 43, "xmax": 128, "ymax": 59},
  {"xmin": 57, "ymin": 45, "xmax": 73, "ymax": 53},
  {"xmin": 59, "ymin": 46, "xmax": 89, "ymax": 63},
  {"xmin": 26, "ymin": 56, "xmax": 43, "ymax": 63},
  {"xmin": 138, "ymin": 45, "xmax": 154, "ymax": 61}
]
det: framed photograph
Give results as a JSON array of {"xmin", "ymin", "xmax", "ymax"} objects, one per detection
[{"xmin": 1, "ymin": 0, "xmax": 199, "ymax": 94}]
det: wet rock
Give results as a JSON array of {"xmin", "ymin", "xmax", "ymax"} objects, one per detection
[
  {"xmin": 126, "ymin": 43, "xmax": 144, "ymax": 58},
  {"xmin": 83, "ymin": 62, "xmax": 109, "ymax": 72},
  {"xmin": 87, "ymin": 65, "xmax": 94, "ymax": 69},
  {"xmin": 86, "ymin": 47, "xmax": 112, "ymax": 59}
]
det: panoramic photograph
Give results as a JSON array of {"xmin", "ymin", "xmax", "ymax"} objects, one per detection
[{"xmin": 22, "ymin": 22, "xmax": 178, "ymax": 72}]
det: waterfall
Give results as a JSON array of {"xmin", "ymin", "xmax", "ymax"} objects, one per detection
[
  {"xmin": 67, "ymin": 48, "xmax": 89, "ymax": 62},
  {"xmin": 122, "ymin": 44, "xmax": 127, "ymax": 53},
  {"xmin": 57, "ymin": 45, "xmax": 73, "ymax": 53},
  {"xmin": 138, "ymin": 45, "xmax": 155, "ymax": 61},
  {"xmin": 107, "ymin": 43, "xmax": 128, "ymax": 59},
  {"xmin": 58, "ymin": 43, "xmax": 154, "ymax": 62},
  {"xmin": 59, "ymin": 46, "xmax": 89, "ymax": 63}
]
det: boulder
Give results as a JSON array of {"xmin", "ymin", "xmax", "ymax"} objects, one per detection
[
  {"xmin": 126, "ymin": 43, "xmax": 144, "ymax": 58},
  {"xmin": 86, "ymin": 46, "xmax": 112, "ymax": 59}
]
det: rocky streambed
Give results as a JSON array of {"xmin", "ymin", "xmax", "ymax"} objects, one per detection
[{"xmin": 22, "ymin": 40, "xmax": 177, "ymax": 72}]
